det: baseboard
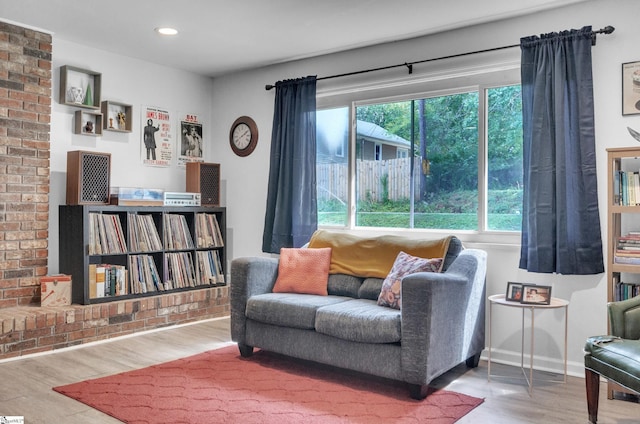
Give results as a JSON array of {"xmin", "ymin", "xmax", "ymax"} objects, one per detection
[{"xmin": 481, "ymin": 347, "xmax": 585, "ymax": 378}]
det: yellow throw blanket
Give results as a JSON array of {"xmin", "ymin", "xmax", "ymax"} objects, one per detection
[{"xmin": 308, "ymin": 230, "xmax": 452, "ymax": 278}]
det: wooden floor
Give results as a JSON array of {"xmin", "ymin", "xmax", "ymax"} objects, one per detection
[{"xmin": 0, "ymin": 317, "xmax": 637, "ymax": 423}]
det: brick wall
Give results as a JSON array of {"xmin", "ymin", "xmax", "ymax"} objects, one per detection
[
  {"xmin": 0, "ymin": 286, "xmax": 229, "ymax": 359},
  {"xmin": 0, "ymin": 21, "xmax": 52, "ymax": 308},
  {"xmin": 0, "ymin": 21, "xmax": 230, "ymax": 359}
]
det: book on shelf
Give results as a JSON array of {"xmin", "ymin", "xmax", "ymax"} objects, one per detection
[
  {"xmin": 88, "ymin": 213, "xmax": 127, "ymax": 255},
  {"xmin": 615, "ymin": 281, "xmax": 640, "ymax": 301},
  {"xmin": 195, "ymin": 250, "xmax": 225, "ymax": 285},
  {"xmin": 128, "ymin": 213, "xmax": 162, "ymax": 252},
  {"xmin": 163, "ymin": 214, "xmax": 195, "ymax": 250},
  {"xmin": 90, "ymin": 264, "xmax": 128, "ymax": 299},
  {"xmin": 128, "ymin": 254, "xmax": 161, "ymax": 294},
  {"xmin": 614, "ymin": 170, "xmax": 640, "ymax": 206},
  {"xmin": 196, "ymin": 213, "xmax": 224, "ymax": 248}
]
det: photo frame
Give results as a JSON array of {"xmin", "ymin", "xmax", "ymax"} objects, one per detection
[
  {"xmin": 521, "ymin": 284, "xmax": 552, "ymax": 305},
  {"xmin": 505, "ymin": 282, "xmax": 523, "ymax": 302},
  {"xmin": 622, "ymin": 61, "xmax": 640, "ymax": 116}
]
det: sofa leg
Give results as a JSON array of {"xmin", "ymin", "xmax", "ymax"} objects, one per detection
[
  {"xmin": 409, "ymin": 384, "xmax": 434, "ymax": 400},
  {"xmin": 585, "ymin": 367, "xmax": 600, "ymax": 423},
  {"xmin": 238, "ymin": 343, "xmax": 254, "ymax": 358},
  {"xmin": 465, "ymin": 352, "xmax": 481, "ymax": 368}
]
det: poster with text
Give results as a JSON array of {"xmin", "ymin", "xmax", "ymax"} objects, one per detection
[
  {"xmin": 179, "ymin": 114, "xmax": 204, "ymax": 167},
  {"xmin": 141, "ymin": 106, "xmax": 173, "ymax": 166}
]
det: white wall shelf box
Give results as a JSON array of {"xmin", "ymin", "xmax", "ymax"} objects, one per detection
[
  {"xmin": 74, "ymin": 110, "xmax": 103, "ymax": 136},
  {"xmin": 59, "ymin": 65, "xmax": 102, "ymax": 109},
  {"xmin": 101, "ymin": 100, "xmax": 133, "ymax": 132}
]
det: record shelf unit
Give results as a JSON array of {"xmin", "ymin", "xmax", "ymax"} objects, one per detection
[{"xmin": 59, "ymin": 205, "xmax": 226, "ymax": 305}]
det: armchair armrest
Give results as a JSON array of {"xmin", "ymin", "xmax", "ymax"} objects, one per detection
[
  {"xmin": 400, "ymin": 248, "xmax": 487, "ymax": 386},
  {"xmin": 609, "ymin": 295, "xmax": 640, "ymax": 340},
  {"xmin": 230, "ymin": 257, "xmax": 279, "ymax": 344}
]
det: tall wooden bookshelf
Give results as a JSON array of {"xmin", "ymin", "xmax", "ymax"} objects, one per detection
[
  {"xmin": 59, "ymin": 205, "xmax": 226, "ymax": 305},
  {"xmin": 606, "ymin": 146, "xmax": 640, "ymax": 399}
]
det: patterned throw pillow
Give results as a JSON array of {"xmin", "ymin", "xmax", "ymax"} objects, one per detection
[
  {"xmin": 272, "ymin": 247, "xmax": 332, "ymax": 295},
  {"xmin": 377, "ymin": 251, "xmax": 443, "ymax": 309}
]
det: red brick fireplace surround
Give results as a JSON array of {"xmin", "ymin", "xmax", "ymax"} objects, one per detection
[{"xmin": 0, "ymin": 21, "xmax": 229, "ymax": 360}]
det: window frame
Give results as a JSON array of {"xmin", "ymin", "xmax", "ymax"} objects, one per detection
[{"xmin": 316, "ymin": 59, "xmax": 522, "ymax": 244}]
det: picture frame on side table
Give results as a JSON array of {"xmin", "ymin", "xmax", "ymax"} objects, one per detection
[
  {"xmin": 59, "ymin": 65, "xmax": 102, "ymax": 109},
  {"xmin": 505, "ymin": 281, "xmax": 523, "ymax": 302},
  {"xmin": 521, "ymin": 284, "xmax": 552, "ymax": 305},
  {"xmin": 622, "ymin": 61, "xmax": 640, "ymax": 116}
]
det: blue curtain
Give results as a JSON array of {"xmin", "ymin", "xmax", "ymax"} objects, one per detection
[
  {"xmin": 519, "ymin": 26, "xmax": 604, "ymax": 275},
  {"xmin": 262, "ymin": 76, "xmax": 318, "ymax": 253}
]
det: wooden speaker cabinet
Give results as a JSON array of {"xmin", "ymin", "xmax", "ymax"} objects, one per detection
[
  {"xmin": 66, "ymin": 150, "xmax": 111, "ymax": 205},
  {"xmin": 186, "ymin": 162, "xmax": 220, "ymax": 206}
]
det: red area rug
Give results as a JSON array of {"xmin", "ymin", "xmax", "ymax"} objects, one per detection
[{"xmin": 54, "ymin": 345, "xmax": 483, "ymax": 424}]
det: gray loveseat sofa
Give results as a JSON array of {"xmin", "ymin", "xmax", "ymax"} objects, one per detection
[{"xmin": 230, "ymin": 232, "xmax": 487, "ymax": 399}]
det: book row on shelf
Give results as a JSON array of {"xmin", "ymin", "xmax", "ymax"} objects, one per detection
[
  {"xmin": 89, "ymin": 212, "xmax": 224, "ymax": 255},
  {"xmin": 613, "ymin": 170, "xmax": 640, "ymax": 206},
  {"xmin": 88, "ymin": 250, "xmax": 225, "ymax": 300},
  {"xmin": 614, "ymin": 232, "xmax": 640, "ymax": 265},
  {"xmin": 614, "ymin": 281, "xmax": 640, "ymax": 301}
]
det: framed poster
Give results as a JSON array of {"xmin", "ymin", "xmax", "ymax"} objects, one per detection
[
  {"xmin": 141, "ymin": 106, "xmax": 172, "ymax": 167},
  {"xmin": 622, "ymin": 61, "xmax": 640, "ymax": 116},
  {"xmin": 179, "ymin": 113, "xmax": 204, "ymax": 167}
]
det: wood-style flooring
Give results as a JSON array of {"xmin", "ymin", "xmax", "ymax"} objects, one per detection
[{"xmin": 0, "ymin": 317, "xmax": 637, "ymax": 423}]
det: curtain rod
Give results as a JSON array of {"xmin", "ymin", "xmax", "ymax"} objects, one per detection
[{"xmin": 265, "ymin": 25, "xmax": 614, "ymax": 91}]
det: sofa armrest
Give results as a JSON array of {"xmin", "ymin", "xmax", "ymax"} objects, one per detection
[
  {"xmin": 609, "ymin": 295, "xmax": 640, "ymax": 340},
  {"xmin": 400, "ymin": 249, "xmax": 487, "ymax": 385},
  {"xmin": 230, "ymin": 257, "xmax": 279, "ymax": 344}
]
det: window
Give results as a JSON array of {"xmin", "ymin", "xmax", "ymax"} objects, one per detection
[{"xmin": 316, "ymin": 79, "xmax": 522, "ymax": 233}]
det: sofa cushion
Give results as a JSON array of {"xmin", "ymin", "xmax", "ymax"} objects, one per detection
[
  {"xmin": 273, "ymin": 247, "xmax": 332, "ymax": 295},
  {"xmin": 246, "ymin": 293, "xmax": 349, "ymax": 330},
  {"xmin": 358, "ymin": 277, "xmax": 384, "ymax": 300},
  {"xmin": 308, "ymin": 229, "xmax": 455, "ymax": 278},
  {"xmin": 377, "ymin": 252, "xmax": 443, "ymax": 310},
  {"xmin": 315, "ymin": 299, "xmax": 401, "ymax": 344},
  {"xmin": 327, "ymin": 274, "xmax": 363, "ymax": 298}
]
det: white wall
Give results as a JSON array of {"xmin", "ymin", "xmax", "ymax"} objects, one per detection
[
  {"xmin": 44, "ymin": 0, "xmax": 640, "ymax": 376},
  {"xmin": 49, "ymin": 39, "xmax": 215, "ymax": 275},
  {"xmin": 208, "ymin": 0, "xmax": 640, "ymax": 375}
]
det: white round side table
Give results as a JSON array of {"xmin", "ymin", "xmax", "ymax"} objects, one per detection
[{"xmin": 487, "ymin": 293, "xmax": 569, "ymax": 395}]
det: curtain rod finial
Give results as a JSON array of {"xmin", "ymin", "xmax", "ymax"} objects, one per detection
[
  {"xmin": 265, "ymin": 84, "xmax": 275, "ymax": 91},
  {"xmin": 603, "ymin": 25, "xmax": 615, "ymax": 34}
]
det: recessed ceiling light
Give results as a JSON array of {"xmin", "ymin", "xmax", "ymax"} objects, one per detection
[{"xmin": 155, "ymin": 27, "xmax": 178, "ymax": 36}]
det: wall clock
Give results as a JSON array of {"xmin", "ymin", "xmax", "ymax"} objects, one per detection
[{"xmin": 229, "ymin": 116, "xmax": 258, "ymax": 156}]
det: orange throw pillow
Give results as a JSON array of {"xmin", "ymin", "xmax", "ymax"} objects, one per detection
[{"xmin": 273, "ymin": 247, "xmax": 332, "ymax": 295}]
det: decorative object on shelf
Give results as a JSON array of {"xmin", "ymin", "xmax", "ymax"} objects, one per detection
[
  {"xmin": 59, "ymin": 65, "xmax": 101, "ymax": 109},
  {"xmin": 117, "ymin": 111, "xmax": 126, "ymax": 129},
  {"xmin": 101, "ymin": 101, "xmax": 132, "ymax": 133},
  {"xmin": 622, "ymin": 61, "xmax": 640, "ymax": 115},
  {"xmin": 74, "ymin": 110, "xmax": 103, "ymax": 136},
  {"xmin": 628, "ymin": 126, "xmax": 640, "ymax": 142},
  {"xmin": 67, "ymin": 86, "xmax": 84, "ymax": 103},
  {"xmin": 229, "ymin": 116, "xmax": 258, "ymax": 156},
  {"xmin": 83, "ymin": 82, "xmax": 93, "ymax": 107}
]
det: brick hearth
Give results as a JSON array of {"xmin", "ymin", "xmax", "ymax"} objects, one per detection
[{"xmin": 0, "ymin": 286, "xmax": 229, "ymax": 360}]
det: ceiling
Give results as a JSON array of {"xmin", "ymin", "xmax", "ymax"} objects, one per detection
[{"xmin": 0, "ymin": 0, "xmax": 590, "ymax": 78}]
